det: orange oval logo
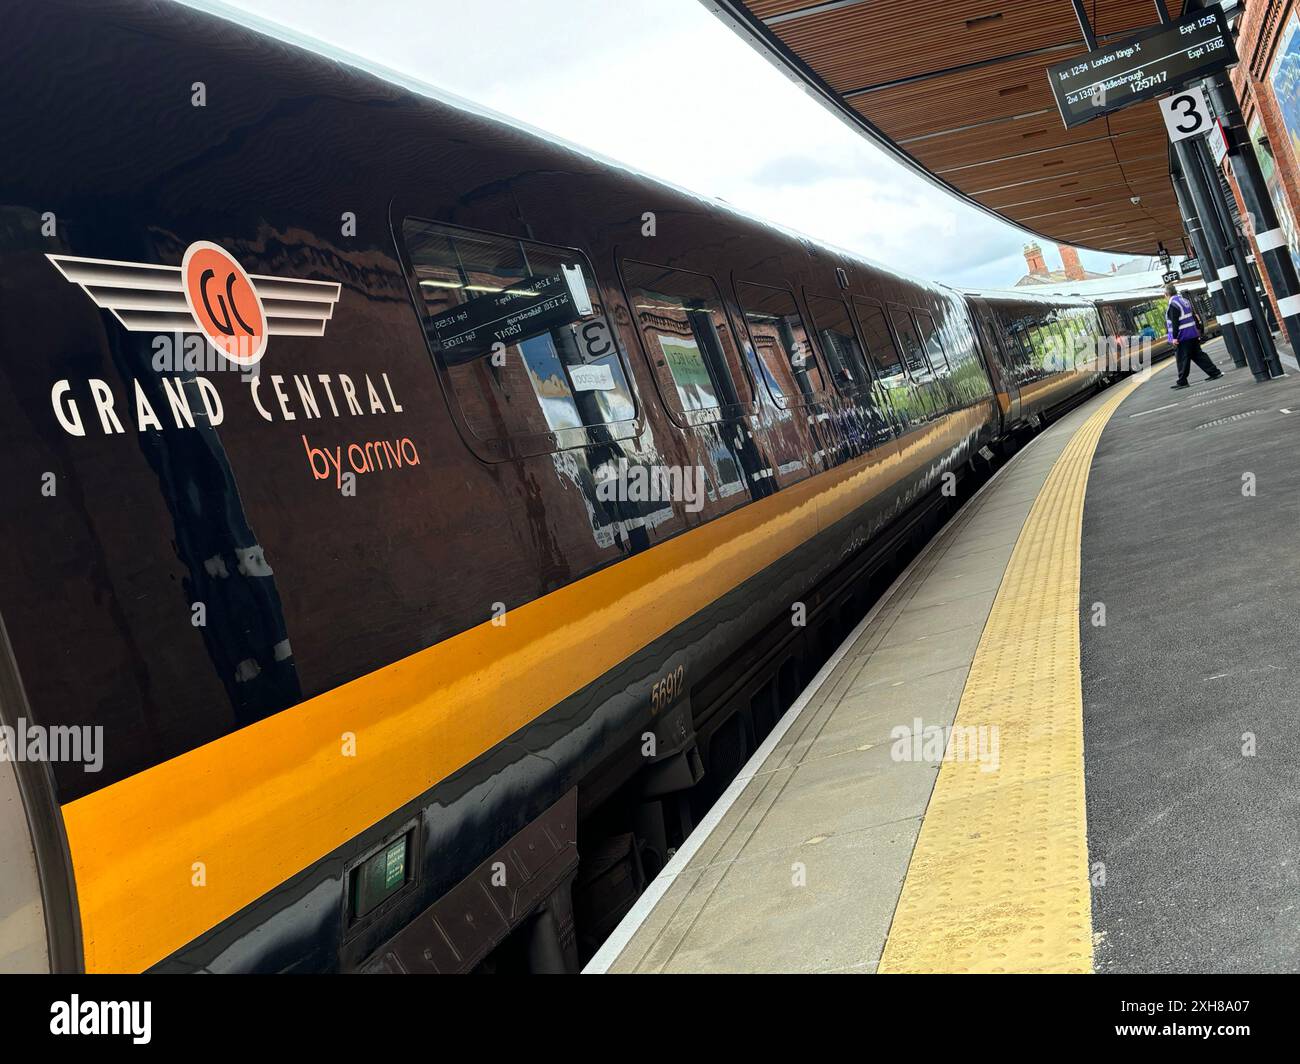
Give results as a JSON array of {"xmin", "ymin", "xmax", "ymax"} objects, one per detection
[{"xmin": 181, "ymin": 241, "xmax": 268, "ymax": 366}]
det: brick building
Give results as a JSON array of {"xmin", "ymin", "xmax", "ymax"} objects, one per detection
[
  {"xmin": 1013, "ymin": 241, "xmax": 1110, "ymax": 287},
  {"xmin": 1224, "ymin": 1, "xmax": 1300, "ymax": 319}
]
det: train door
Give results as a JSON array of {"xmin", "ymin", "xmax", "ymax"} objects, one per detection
[
  {"xmin": 849, "ymin": 296, "xmax": 909, "ymax": 435},
  {"xmin": 886, "ymin": 304, "xmax": 941, "ymax": 422},
  {"xmin": 617, "ymin": 258, "xmax": 772, "ymax": 504},
  {"xmin": 970, "ymin": 298, "xmax": 1020, "ymax": 429},
  {"xmin": 913, "ymin": 308, "xmax": 959, "ymax": 414},
  {"xmin": 804, "ymin": 291, "xmax": 894, "ymax": 453}
]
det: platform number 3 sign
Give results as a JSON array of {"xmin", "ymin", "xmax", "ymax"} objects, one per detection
[{"xmin": 1159, "ymin": 87, "xmax": 1212, "ymax": 143}]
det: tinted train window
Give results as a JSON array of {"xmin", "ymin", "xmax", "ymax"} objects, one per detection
[
  {"xmin": 939, "ymin": 306, "xmax": 987, "ymax": 403},
  {"xmin": 736, "ymin": 281, "xmax": 826, "ymax": 405},
  {"xmin": 1044, "ymin": 318, "xmax": 1067, "ymax": 368},
  {"xmin": 852, "ymin": 298, "xmax": 906, "ymax": 385},
  {"xmin": 996, "ymin": 309, "xmax": 1039, "ymax": 374},
  {"xmin": 914, "ymin": 311, "xmax": 950, "ymax": 373},
  {"xmin": 889, "ymin": 306, "xmax": 930, "ymax": 379},
  {"xmin": 1060, "ymin": 313, "xmax": 1083, "ymax": 367},
  {"xmin": 621, "ymin": 260, "xmax": 750, "ymax": 423},
  {"xmin": 1031, "ymin": 318, "xmax": 1059, "ymax": 371},
  {"xmin": 1132, "ymin": 300, "xmax": 1163, "ymax": 337},
  {"xmin": 1068, "ymin": 308, "xmax": 1095, "ymax": 367},
  {"xmin": 806, "ymin": 293, "xmax": 872, "ymax": 395},
  {"xmin": 1017, "ymin": 317, "xmax": 1041, "ymax": 371},
  {"xmin": 1048, "ymin": 316, "xmax": 1071, "ymax": 368},
  {"xmin": 402, "ymin": 219, "xmax": 636, "ymax": 450}
]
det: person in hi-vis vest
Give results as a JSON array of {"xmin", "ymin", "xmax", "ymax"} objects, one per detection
[{"xmin": 1165, "ymin": 284, "xmax": 1223, "ymax": 389}]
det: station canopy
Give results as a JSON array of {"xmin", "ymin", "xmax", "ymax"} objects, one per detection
[{"xmin": 710, "ymin": 1, "xmax": 1195, "ymax": 256}]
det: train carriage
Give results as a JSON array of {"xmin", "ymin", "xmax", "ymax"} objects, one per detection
[{"xmin": 0, "ymin": 0, "xmax": 1129, "ymax": 973}]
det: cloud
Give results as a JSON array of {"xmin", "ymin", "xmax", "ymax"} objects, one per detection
[
  {"xmin": 206, "ymin": 0, "xmax": 1133, "ymax": 290},
  {"xmin": 748, "ymin": 154, "xmax": 872, "ymax": 188}
]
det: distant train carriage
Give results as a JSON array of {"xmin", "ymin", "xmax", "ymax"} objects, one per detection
[{"xmin": 1096, "ymin": 286, "xmax": 1220, "ymax": 368}]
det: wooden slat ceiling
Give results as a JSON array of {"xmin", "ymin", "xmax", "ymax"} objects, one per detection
[{"xmin": 712, "ymin": 0, "xmax": 1192, "ymax": 256}]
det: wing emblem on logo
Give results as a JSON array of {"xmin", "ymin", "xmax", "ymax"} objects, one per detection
[{"xmin": 46, "ymin": 243, "xmax": 342, "ymax": 367}]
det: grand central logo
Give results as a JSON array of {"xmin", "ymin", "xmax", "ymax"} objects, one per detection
[
  {"xmin": 44, "ymin": 241, "xmax": 418, "ymax": 488},
  {"xmin": 47, "ymin": 241, "xmax": 342, "ymax": 368}
]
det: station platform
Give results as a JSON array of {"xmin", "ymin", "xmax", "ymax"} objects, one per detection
[{"xmin": 586, "ymin": 337, "xmax": 1300, "ymax": 975}]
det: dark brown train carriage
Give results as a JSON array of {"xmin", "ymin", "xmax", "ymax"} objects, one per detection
[{"xmin": 0, "ymin": 0, "xmax": 1107, "ymax": 973}]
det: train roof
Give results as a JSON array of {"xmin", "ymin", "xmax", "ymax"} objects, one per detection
[{"xmin": 958, "ymin": 287, "xmax": 1100, "ymax": 307}]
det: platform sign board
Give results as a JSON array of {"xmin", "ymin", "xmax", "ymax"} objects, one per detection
[
  {"xmin": 1209, "ymin": 118, "xmax": 1230, "ymax": 164},
  {"xmin": 1181, "ymin": 256, "xmax": 1201, "ymax": 275},
  {"xmin": 1158, "ymin": 86, "xmax": 1214, "ymax": 143},
  {"xmin": 1047, "ymin": 8, "xmax": 1236, "ymax": 129}
]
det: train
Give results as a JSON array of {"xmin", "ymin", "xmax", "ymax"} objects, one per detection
[
  {"xmin": 1097, "ymin": 284, "xmax": 1219, "ymax": 361},
  {"xmin": 0, "ymin": 0, "xmax": 1191, "ymax": 973}
]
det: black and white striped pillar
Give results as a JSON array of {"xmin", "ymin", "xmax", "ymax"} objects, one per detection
[
  {"xmin": 1171, "ymin": 167, "xmax": 1246, "ymax": 368},
  {"xmin": 1174, "ymin": 136, "xmax": 1272, "ymax": 382},
  {"xmin": 1206, "ymin": 74, "xmax": 1300, "ymax": 366},
  {"xmin": 1189, "ymin": 132, "xmax": 1284, "ymax": 377}
]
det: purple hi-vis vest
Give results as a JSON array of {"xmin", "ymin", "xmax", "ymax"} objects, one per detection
[{"xmin": 1167, "ymin": 295, "xmax": 1200, "ymax": 342}]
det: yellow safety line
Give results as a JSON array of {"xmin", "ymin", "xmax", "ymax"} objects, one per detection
[{"xmin": 879, "ymin": 365, "xmax": 1166, "ymax": 974}]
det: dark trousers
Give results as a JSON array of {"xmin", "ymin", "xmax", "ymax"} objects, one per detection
[{"xmin": 1175, "ymin": 337, "xmax": 1218, "ymax": 383}]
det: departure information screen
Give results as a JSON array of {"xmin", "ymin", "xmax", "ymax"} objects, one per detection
[{"xmin": 1047, "ymin": 8, "xmax": 1236, "ymax": 129}]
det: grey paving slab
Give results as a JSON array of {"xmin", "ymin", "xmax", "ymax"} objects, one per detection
[
  {"xmin": 646, "ymin": 820, "xmax": 923, "ymax": 974},
  {"xmin": 745, "ymin": 744, "xmax": 942, "ymax": 851},
  {"xmin": 903, "ymin": 563, "xmax": 1011, "ymax": 610},
  {"xmin": 878, "ymin": 587, "xmax": 1000, "ymax": 631},
  {"xmin": 940, "ymin": 537, "xmax": 1021, "ymax": 566}
]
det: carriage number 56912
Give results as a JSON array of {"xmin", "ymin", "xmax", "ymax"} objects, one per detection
[{"xmin": 651, "ymin": 666, "xmax": 685, "ymax": 712}]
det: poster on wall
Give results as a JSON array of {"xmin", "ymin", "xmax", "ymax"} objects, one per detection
[
  {"xmin": 1267, "ymin": 12, "xmax": 1300, "ymax": 270},
  {"xmin": 1248, "ymin": 116, "xmax": 1300, "ymax": 271}
]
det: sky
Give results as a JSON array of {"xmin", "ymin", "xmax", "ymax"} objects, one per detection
[{"xmin": 202, "ymin": 0, "xmax": 1144, "ymax": 289}]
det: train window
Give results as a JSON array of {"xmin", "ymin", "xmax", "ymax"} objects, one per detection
[
  {"xmin": 1075, "ymin": 308, "xmax": 1098, "ymax": 367},
  {"xmin": 888, "ymin": 306, "xmax": 931, "ymax": 379},
  {"xmin": 851, "ymin": 298, "xmax": 906, "ymax": 385},
  {"xmin": 1132, "ymin": 300, "xmax": 1163, "ymax": 338},
  {"xmin": 1003, "ymin": 322, "xmax": 1025, "ymax": 370},
  {"xmin": 620, "ymin": 260, "xmax": 750, "ymax": 424},
  {"xmin": 1045, "ymin": 317, "xmax": 1068, "ymax": 369},
  {"xmin": 1021, "ymin": 318, "xmax": 1044, "ymax": 371},
  {"xmin": 1032, "ymin": 318, "xmax": 1060, "ymax": 372},
  {"xmin": 402, "ymin": 218, "xmax": 636, "ymax": 453},
  {"xmin": 1063, "ymin": 311, "xmax": 1081, "ymax": 369},
  {"xmin": 735, "ymin": 281, "xmax": 826, "ymax": 405},
  {"xmin": 940, "ymin": 307, "xmax": 986, "ymax": 403},
  {"xmin": 998, "ymin": 309, "xmax": 1038, "ymax": 374},
  {"xmin": 1062, "ymin": 312, "xmax": 1085, "ymax": 367},
  {"xmin": 805, "ymin": 292, "xmax": 872, "ymax": 395},
  {"xmin": 914, "ymin": 310, "xmax": 950, "ymax": 374}
]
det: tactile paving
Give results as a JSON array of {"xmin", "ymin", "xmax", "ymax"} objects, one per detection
[{"xmin": 878, "ymin": 368, "xmax": 1159, "ymax": 974}]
